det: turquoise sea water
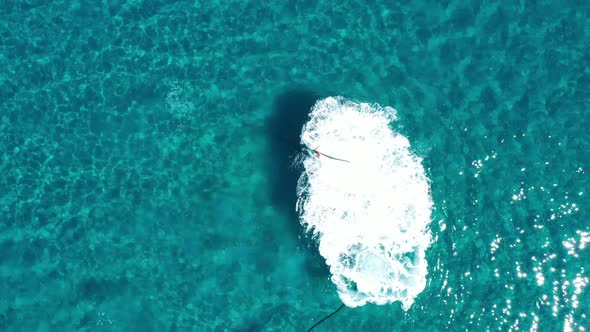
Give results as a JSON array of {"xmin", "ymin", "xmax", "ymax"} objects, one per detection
[{"xmin": 1, "ymin": 1, "xmax": 589, "ymax": 331}]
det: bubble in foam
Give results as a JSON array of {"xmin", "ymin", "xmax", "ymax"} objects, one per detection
[{"xmin": 296, "ymin": 96, "xmax": 433, "ymax": 310}]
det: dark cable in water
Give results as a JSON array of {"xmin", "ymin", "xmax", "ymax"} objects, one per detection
[{"xmin": 307, "ymin": 303, "xmax": 346, "ymax": 332}]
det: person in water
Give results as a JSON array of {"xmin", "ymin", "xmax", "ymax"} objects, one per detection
[{"xmin": 312, "ymin": 147, "xmax": 321, "ymax": 158}]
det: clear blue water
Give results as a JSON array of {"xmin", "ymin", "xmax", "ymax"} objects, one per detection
[{"xmin": 1, "ymin": 1, "xmax": 589, "ymax": 331}]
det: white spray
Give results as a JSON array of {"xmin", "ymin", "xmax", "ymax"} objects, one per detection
[{"xmin": 296, "ymin": 96, "xmax": 433, "ymax": 310}]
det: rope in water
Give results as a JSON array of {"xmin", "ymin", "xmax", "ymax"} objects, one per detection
[
  {"xmin": 305, "ymin": 145, "xmax": 351, "ymax": 163},
  {"xmin": 299, "ymin": 143, "xmax": 348, "ymax": 331},
  {"xmin": 306, "ymin": 303, "xmax": 346, "ymax": 332}
]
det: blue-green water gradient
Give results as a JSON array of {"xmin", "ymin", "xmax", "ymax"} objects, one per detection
[{"xmin": 1, "ymin": 1, "xmax": 589, "ymax": 331}]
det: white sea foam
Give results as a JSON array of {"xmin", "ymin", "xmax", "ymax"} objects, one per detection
[{"xmin": 296, "ymin": 96, "xmax": 433, "ymax": 310}]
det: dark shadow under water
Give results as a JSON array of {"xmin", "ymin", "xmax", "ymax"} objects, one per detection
[
  {"xmin": 265, "ymin": 88, "xmax": 330, "ymax": 278},
  {"xmin": 267, "ymin": 89, "xmax": 318, "ymax": 218}
]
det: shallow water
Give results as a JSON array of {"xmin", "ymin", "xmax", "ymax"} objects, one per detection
[{"xmin": 1, "ymin": 1, "xmax": 589, "ymax": 331}]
